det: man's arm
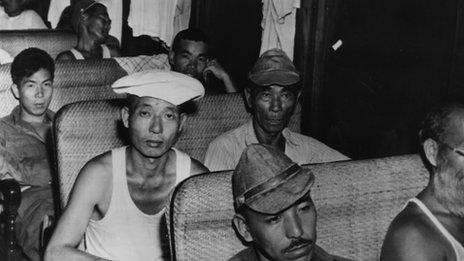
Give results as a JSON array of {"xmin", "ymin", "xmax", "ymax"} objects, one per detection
[
  {"xmin": 44, "ymin": 157, "xmax": 112, "ymax": 261},
  {"xmin": 380, "ymin": 218, "xmax": 447, "ymax": 261},
  {"xmin": 203, "ymin": 59, "xmax": 238, "ymax": 93}
]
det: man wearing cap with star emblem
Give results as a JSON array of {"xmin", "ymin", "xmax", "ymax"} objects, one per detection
[
  {"xmin": 45, "ymin": 70, "xmax": 208, "ymax": 261},
  {"xmin": 231, "ymin": 144, "xmax": 351, "ymax": 261},
  {"xmin": 205, "ymin": 48, "xmax": 348, "ymax": 171}
]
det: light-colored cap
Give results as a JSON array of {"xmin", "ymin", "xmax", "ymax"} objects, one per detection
[{"xmin": 112, "ymin": 70, "xmax": 205, "ymax": 106}]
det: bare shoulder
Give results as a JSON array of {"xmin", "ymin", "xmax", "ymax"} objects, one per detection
[
  {"xmin": 190, "ymin": 158, "xmax": 209, "ymax": 175},
  {"xmin": 70, "ymin": 151, "xmax": 113, "ymax": 197},
  {"xmin": 55, "ymin": 51, "xmax": 76, "ymax": 61},
  {"xmin": 381, "ymin": 205, "xmax": 448, "ymax": 261}
]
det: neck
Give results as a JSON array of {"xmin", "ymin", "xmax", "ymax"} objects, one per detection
[
  {"xmin": 76, "ymin": 33, "xmax": 100, "ymax": 53},
  {"xmin": 418, "ymin": 184, "xmax": 464, "ymax": 242},
  {"xmin": 20, "ymin": 110, "xmax": 47, "ymax": 124},
  {"xmin": 126, "ymin": 146, "xmax": 170, "ymax": 179},
  {"xmin": 252, "ymin": 120, "xmax": 286, "ymax": 151}
]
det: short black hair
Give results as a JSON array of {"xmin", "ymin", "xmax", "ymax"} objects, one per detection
[
  {"xmin": 419, "ymin": 102, "xmax": 464, "ymax": 145},
  {"xmin": 171, "ymin": 28, "xmax": 210, "ymax": 53},
  {"xmin": 11, "ymin": 48, "xmax": 55, "ymax": 86}
]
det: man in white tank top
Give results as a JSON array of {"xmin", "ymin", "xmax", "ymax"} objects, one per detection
[
  {"xmin": 381, "ymin": 102, "xmax": 464, "ymax": 261},
  {"xmin": 56, "ymin": 0, "xmax": 120, "ymax": 61},
  {"xmin": 45, "ymin": 70, "xmax": 209, "ymax": 261}
]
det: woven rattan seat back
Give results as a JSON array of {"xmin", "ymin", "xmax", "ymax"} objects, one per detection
[
  {"xmin": 54, "ymin": 93, "xmax": 300, "ymax": 209},
  {"xmin": 0, "ymin": 59, "xmax": 126, "ymax": 118},
  {"xmin": 0, "ymin": 30, "xmax": 76, "ymax": 59},
  {"xmin": 168, "ymin": 154, "xmax": 429, "ymax": 261}
]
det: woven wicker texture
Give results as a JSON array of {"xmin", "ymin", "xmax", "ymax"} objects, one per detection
[
  {"xmin": 54, "ymin": 95, "xmax": 301, "ymax": 208},
  {"xmin": 169, "ymin": 154, "xmax": 429, "ymax": 261},
  {"xmin": 0, "ymin": 59, "xmax": 127, "ymax": 118},
  {"xmin": 0, "ymin": 30, "xmax": 76, "ymax": 59}
]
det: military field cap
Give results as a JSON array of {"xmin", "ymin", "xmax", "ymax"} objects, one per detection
[
  {"xmin": 248, "ymin": 48, "xmax": 300, "ymax": 87},
  {"xmin": 71, "ymin": 0, "xmax": 106, "ymax": 32},
  {"xmin": 112, "ymin": 69, "xmax": 205, "ymax": 106},
  {"xmin": 232, "ymin": 144, "xmax": 315, "ymax": 215}
]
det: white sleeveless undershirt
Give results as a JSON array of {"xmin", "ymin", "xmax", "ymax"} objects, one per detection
[
  {"xmin": 407, "ymin": 198, "xmax": 464, "ymax": 261},
  {"xmin": 69, "ymin": 44, "xmax": 111, "ymax": 60},
  {"xmin": 83, "ymin": 146, "xmax": 191, "ymax": 261}
]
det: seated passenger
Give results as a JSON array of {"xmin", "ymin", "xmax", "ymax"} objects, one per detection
[
  {"xmin": 0, "ymin": 48, "xmax": 55, "ymax": 261},
  {"xmin": 56, "ymin": 0, "xmax": 120, "ymax": 61},
  {"xmin": 0, "ymin": 0, "xmax": 47, "ymax": 30},
  {"xmin": 231, "ymin": 144, "xmax": 351, "ymax": 261},
  {"xmin": 204, "ymin": 48, "xmax": 348, "ymax": 171},
  {"xmin": 45, "ymin": 70, "xmax": 209, "ymax": 261},
  {"xmin": 169, "ymin": 28, "xmax": 238, "ymax": 93},
  {"xmin": 381, "ymin": 102, "xmax": 464, "ymax": 261}
]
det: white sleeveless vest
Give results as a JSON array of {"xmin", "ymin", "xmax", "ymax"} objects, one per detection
[
  {"xmin": 82, "ymin": 146, "xmax": 191, "ymax": 261},
  {"xmin": 69, "ymin": 44, "xmax": 111, "ymax": 60},
  {"xmin": 407, "ymin": 198, "xmax": 464, "ymax": 261}
]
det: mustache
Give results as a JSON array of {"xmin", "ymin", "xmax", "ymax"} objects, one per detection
[{"xmin": 283, "ymin": 238, "xmax": 314, "ymax": 253}]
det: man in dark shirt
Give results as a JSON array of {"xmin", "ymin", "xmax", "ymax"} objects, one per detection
[
  {"xmin": 0, "ymin": 48, "xmax": 56, "ymax": 261},
  {"xmin": 230, "ymin": 144, "xmax": 350, "ymax": 261},
  {"xmin": 169, "ymin": 28, "xmax": 237, "ymax": 94}
]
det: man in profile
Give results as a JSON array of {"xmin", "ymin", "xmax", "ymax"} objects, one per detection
[
  {"xmin": 381, "ymin": 102, "xmax": 464, "ymax": 260},
  {"xmin": 169, "ymin": 28, "xmax": 237, "ymax": 93},
  {"xmin": 205, "ymin": 48, "xmax": 348, "ymax": 171},
  {"xmin": 230, "ymin": 144, "xmax": 350, "ymax": 261}
]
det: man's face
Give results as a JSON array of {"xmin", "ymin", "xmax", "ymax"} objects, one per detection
[
  {"xmin": 85, "ymin": 6, "xmax": 111, "ymax": 43},
  {"xmin": 13, "ymin": 68, "xmax": 53, "ymax": 120},
  {"xmin": 236, "ymin": 195, "xmax": 317, "ymax": 261},
  {"xmin": 3, "ymin": 0, "xmax": 23, "ymax": 17},
  {"xmin": 170, "ymin": 40, "xmax": 208, "ymax": 80},
  {"xmin": 123, "ymin": 97, "xmax": 186, "ymax": 159},
  {"xmin": 433, "ymin": 120, "xmax": 464, "ymax": 217},
  {"xmin": 247, "ymin": 85, "xmax": 298, "ymax": 135}
]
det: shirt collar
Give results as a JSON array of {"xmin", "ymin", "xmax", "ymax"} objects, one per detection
[
  {"xmin": 10, "ymin": 105, "xmax": 55, "ymax": 125},
  {"xmin": 245, "ymin": 119, "xmax": 298, "ymax": 147}
]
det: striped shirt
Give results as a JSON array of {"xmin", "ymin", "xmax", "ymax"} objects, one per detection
[{"xmin": 204, "ymin": 120, "xmax": 349, "ymax": 171}]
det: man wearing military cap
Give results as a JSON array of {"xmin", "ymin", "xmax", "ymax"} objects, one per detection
[
  {"xmin": 205, "ymin": 48, "xmax": 348, "ymax": 171},
  {"xmin": 231, "ymin": 144, "xmax": 350, "ymax": 261},
  {"xmin": 45, "ymin": 70, "xmax": 208, "ymax": 261}
]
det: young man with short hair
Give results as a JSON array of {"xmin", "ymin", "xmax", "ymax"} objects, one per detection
[
  {"xmin": 231, "ymin": 144, "xmax": 350, "ymax": 261},
  {"xmin": 205, "ymin": 48, "xmax": 348, "ymax": 171},
  {"xmin": 169, "ymin": 28, "xmax": 237, "ymax": 93},
  {"xmin": 45, "ymin": 70, "xmax": 209, "ymax": 261},
  {"xmin": 0, "ymin": 47, "xmax": 56, "ymax": 261}
]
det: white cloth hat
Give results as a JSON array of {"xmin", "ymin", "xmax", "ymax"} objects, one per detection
[{"xmin": 112, "ymin": 69, "xmax": 205, "ymax": 105}]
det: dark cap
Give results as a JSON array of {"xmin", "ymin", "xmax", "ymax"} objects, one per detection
[
  {"xmin": 232, "ymin": 144, "xmax": 314, "ymax": 214},
  {"xmin": 248, "ymin": 48, "xmax": 300, "ymax": 87}
]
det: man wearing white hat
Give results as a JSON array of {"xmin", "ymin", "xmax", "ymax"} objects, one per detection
[{"xmin": 45, "ymin": 70, "xmax": 208, "ymax": 261}]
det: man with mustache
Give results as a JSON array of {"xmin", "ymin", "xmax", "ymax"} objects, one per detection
[
  {"xmin": 205, "ymin": 48, "xmax": 348, "ymax": 171},
  {"xmin": 231, "ymin": 144, "xmax": 349, "ymax": 261},
  {"xmin": 381, "ymin": 102, "xmax": 464, "ymax": 260}
]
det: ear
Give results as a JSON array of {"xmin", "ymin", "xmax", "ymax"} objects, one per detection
[
  {"xmin": 178, "ymin": 113, "xmax": 188, "ymax": 133},
  {"xmin": 423, "ymin": 138, "xmax": 439, "ymax": 167},
  {"xmin": 233, "ymin": 214, "xmax": 253, "ymax": 243},
  {"xmin": 11, "ymin": 84, "xmax": 19, "ymax": 100},
  {"xmin": 168, "ymin": 50, "xmax": 175, "ymax": 66},
  {"xmin": 121, "ymin": 106, "xmax": 130, "ymax": 129},
  {"xmin": 244, "ymin": 88, "xmax": 253, "ymax": 109}
]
